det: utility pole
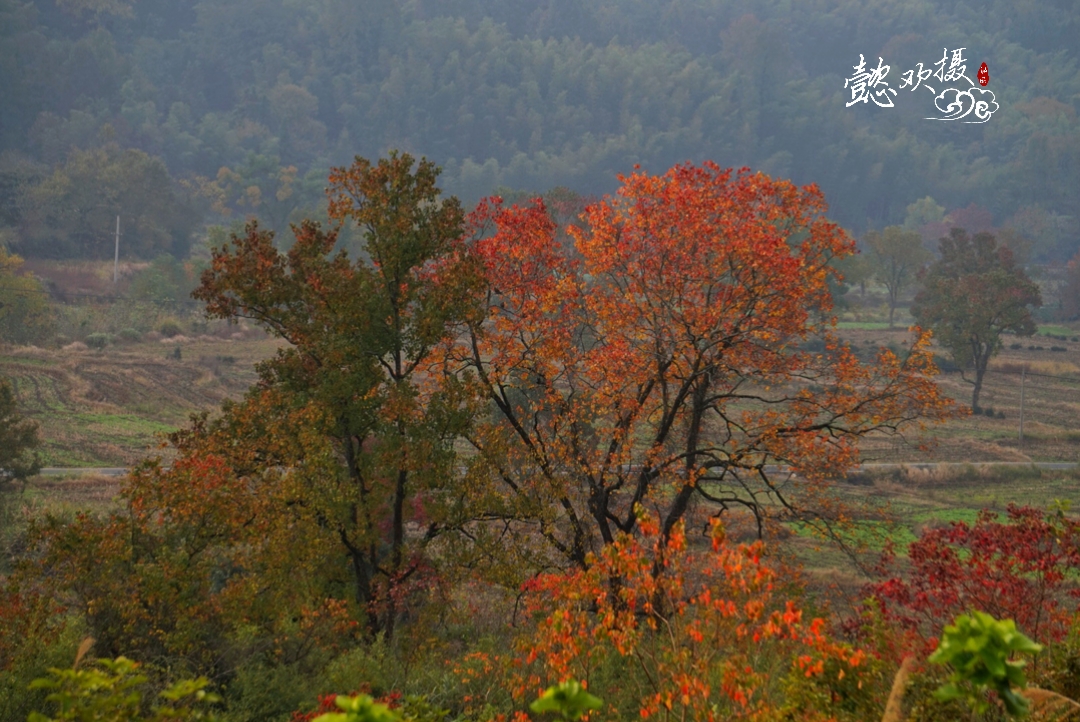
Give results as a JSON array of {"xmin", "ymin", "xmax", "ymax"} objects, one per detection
[
  {"xmin": 113, "ymin": 215, "xmax": 120, "ymax": 284},
  {"xmin": 1019, "ymin": 368, "xmax": 1026, "ymax": 447}
]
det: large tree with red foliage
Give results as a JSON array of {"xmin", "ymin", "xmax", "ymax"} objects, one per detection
[{"xmin": 452, "ymin": 161, "xmax": 954, "ymax": 571}]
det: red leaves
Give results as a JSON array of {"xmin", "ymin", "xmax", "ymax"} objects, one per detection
[
  {"xmin": 457, "ymin": 160, "xmax": 955, "ymax": 573},
  {"xmin": 868, "ymin": 504, "xmax": 1080, "ymax": 646},
  {"xmin": 0, "ymin": 585, "xmax": 63, "ymax": 672}
]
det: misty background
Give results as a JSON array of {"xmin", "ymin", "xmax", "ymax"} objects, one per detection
[{"xmin": 0, "ymin": 0, "xmax": 1078, "ymax": 263}]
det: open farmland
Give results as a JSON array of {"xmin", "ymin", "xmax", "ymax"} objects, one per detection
[
  {"xmin": 8, "ymin": 321, "xmax": 1080, "ymax": 468},
  {"xmin": 1, "ymin": 336, "xmax": 284, "ymax": 466},
  {"xmin": 839, "ymin": 325, "xmax": 1080, "ymax": 463}
]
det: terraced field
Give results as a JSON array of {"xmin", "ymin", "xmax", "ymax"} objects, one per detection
[{"xmin": 2, "ymin": 337, "xmax": 283, "ymax": 466}]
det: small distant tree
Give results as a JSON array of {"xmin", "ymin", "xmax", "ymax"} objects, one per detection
[
  {"xmin": 0, "ymin": 377, "xmax": 41, "ymax": 485},
  {"xmin": 912, "ymin": 228, "xmax": 1042, "ymax": 410},
  {"xmin": 833, "ymin": 250, "xmax": 872, "ymax": 303},
  {"xmin": 903, "ymin": 196, "xmax": 946, "ymax": 230},
  {"xmin": 862, "ymin": 226, "xmax": 931, "ymax": 328},
  {"xmin": 0, "ymin": 247, "xmax": 53, "ymax": 345}
]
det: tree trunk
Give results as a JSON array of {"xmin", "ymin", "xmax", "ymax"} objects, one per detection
[
  {"xmin": 972, "ymin": 356, "xmax": 988, "ymax": 411},
  {"xmin": 385, "ymin": 463, "xmax": 407, "ymax": 641}
]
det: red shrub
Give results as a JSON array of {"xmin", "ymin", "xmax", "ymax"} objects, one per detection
[{"xmin": 868, "ymin": 504, "xmax": 1080, "ymax": 646}]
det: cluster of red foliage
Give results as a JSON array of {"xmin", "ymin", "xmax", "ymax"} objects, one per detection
[
  {"xmin": 868, "ymin": 504, "xmax": 1080, "ymax": 647},
  {"xmin": 290, "ymin": 689, "xmax": 402, "ymax": 722},
  {"xmin": 0, "ymin": 586, "xmax": 63, "ymax": 671}
]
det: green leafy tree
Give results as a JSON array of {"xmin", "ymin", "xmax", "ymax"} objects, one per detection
[
  {"xmin": 834, "ymin": 249, "xmax": 872, "ymax": 304},
  {"xmin": 0, "ymin": 376, "xmax": 41, "ymax": 484},
  {"xmin": 903, "ymin": 196, "xmax": 946, "ymax": 231},
  {"xmin": 1063, "ymin": 247, "xmax": 1080, "ymax": 321},
  {"xmin": 0, "ymin": 246, "xmax": 53, "ymax": 344},
  {"xmin": 193, "ymin": 151, "xmax": 484, "ymax": 639},
  {"xmin": 862, "ymin": 226, "xmax": 931, "ymax": 328},
  {"xmin": 912, "ymin": 228, "xmax": 1042, "ymax": 411},
  {"xmin": 17, "ymin": 145, "xmax": 196, "ymax": 259},
  {"xmin": 128, "ymin": 255, "xmax": 202, "ymax": 307}
]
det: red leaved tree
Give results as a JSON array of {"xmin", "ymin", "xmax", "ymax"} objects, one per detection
[{"xmin": 452, "ymin": 161, "xmax": 955, "ymax": 573}]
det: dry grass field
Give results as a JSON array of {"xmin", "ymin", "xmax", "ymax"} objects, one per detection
[{"xmin": 6, "ymin": 313, "xmax": 1080, "ymax": 467}]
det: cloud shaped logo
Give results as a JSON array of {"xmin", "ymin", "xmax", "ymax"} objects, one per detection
[
  {"xmin": 931, "ymin": 88, "xmax": 973, "ymax": 120},
  {"xmin": 966, "ymin": 88, "xmax": 998, "ymax": 123},
  {"xmin": 928, "ymin": 87, "xmax": 998, "ymax": 122}
]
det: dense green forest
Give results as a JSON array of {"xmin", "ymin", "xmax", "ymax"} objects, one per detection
[{"xmin": 1, "ymin": 0, "xmax": 1078, "ymax": 261}]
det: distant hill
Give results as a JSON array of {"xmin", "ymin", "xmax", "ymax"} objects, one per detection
[{"xmin": 1, "ymin": 0, "xmax": 1077, "ymax": 260}]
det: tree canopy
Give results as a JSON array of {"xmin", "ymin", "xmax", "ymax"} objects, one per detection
[
  {"xmin": 0, "ymin": 247, "xmax": 53, "ymax": 345},
  {"xmin": 18, "ymin": 157, "xmax": 958, "ymax": 666},
  {"xmin": 912, "ymin": 228, "xmax": 1042, "ymax": 410},
  {"xmin": 191, "ymin": 152, "xmax": 483, "ymax": 639},
  {"xmin": 455, "ymin": 161, "xmax": 954, "ymax": 567},
  {"xmin": 862, "ymin": 226, "xmax": 932, "ymax": 329}
]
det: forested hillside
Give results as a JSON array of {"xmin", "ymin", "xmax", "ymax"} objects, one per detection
[{"xmin": 1, "ymin": 0, "xmax": 1078, "ymax": 260}]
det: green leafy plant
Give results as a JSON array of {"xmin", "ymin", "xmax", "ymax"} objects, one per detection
[
  {"xmin": 28, "ymin": 653, "xmax": 220, "ymax": 722},
  {"xmin": 529, "ymin": 681, "xmax": 603, "ymax": 721},
  {"xmin": 928, "ymin": 611, "xmax": 1043, "ymax": 718},
  {"xmin": 158, "ymin": 319, "xmax": 183, "ymax": 338},
  {"xmin": 84, "ymin": 333, "xmax": 112, "ymax": 349}
]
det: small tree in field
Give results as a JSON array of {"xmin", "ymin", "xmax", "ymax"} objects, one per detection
[
  {"xmin": 1062, "ymin": 247, "xmax": 1080, "ymax": 320},
  {"xmin": 0, "ymin": 376, "xmax": 40, "ymax": 485},
  {"xmin": 862, "ymin": 226, "xmax": 931, "ymax": 328},
  {"xmin": 912, "ymin": 228, "xmax": 1041, "ymax": 411}
]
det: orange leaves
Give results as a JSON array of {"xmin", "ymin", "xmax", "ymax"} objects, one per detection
[
  {"xmin": 511, "ymin": 513, "xmax": 863, "ymax": 721},
  {"xmin": 468, "ymin": 196, "xmax": 583, "ymax": 385},
  {"xmin": 573, "ymin": 163, "xmax": 844, "ymax": 350}
]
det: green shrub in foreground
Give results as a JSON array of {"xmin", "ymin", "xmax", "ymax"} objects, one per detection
[
  {"xmin": 929, "ymin": 611, "xmax": 1042, "ymax": 718},
  {"xmin": 28, "ymin": 655, "xmax": 220, "ymax": 722}
]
